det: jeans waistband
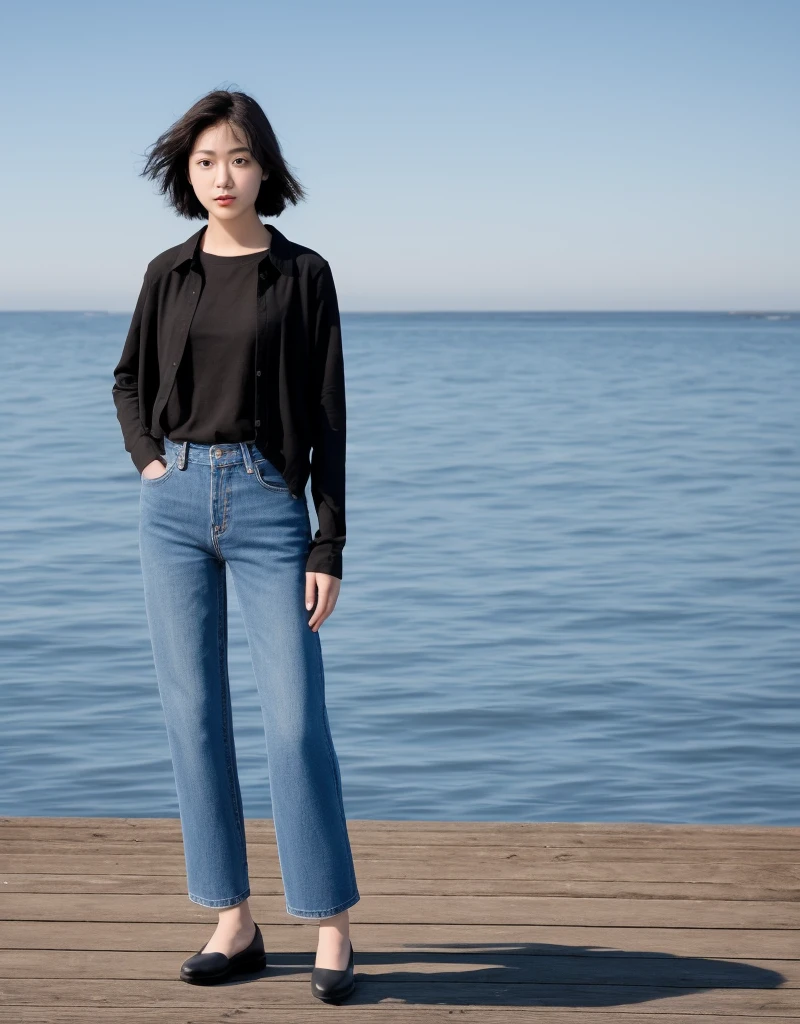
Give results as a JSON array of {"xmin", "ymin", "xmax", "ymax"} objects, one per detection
[{"xmin": 163, "ymin": 435, "xmax": 265, "ymax": 469}]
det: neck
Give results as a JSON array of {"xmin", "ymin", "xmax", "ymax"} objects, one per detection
[{"xmin": 201, "ymin": 214, "xmax": 272, "ymax": 256}]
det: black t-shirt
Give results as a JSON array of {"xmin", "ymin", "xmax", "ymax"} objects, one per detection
[{"xmin": 162, "ymin": 247, "xmax": 267, "ymax": 443}]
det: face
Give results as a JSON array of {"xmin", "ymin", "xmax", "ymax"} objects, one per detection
[{"xmin": 187, "ymin": 120, "xmax": 268, "ymax": 219}]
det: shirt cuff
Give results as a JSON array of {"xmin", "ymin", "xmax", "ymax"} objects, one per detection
[
  {"xmin": 305, "ymin": 545, "xmax": 343, "ymax": 580},
  {"xmin": 131, "ymin": 434, "xmax": 166, "ymax": 474}
]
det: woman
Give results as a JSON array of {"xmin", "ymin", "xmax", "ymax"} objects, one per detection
[{"xmin": 111, "ymin": 89, "xmax": 359, "ymax": 1004}]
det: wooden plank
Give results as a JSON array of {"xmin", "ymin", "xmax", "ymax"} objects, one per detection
[
  {"xmin": 4, "ymin": 844, "xmax": 800, "ymax": 871},
  {"xmin": 0, "ymin": 978, "xmax": 798, "ymax": 1014},
  {"xmin": 4, "ymin": 1013, "xmax": 800, "ymax": 1024},
  {"xmin": 2, "ymin": 920, "xmax": 796, "ymax": 959},
  {"xmin": 2, "ymin": 893, "xmax": 799, "ymax": 928},
  {"xmin": 1, "ymin": 948, "xmax": 798, "ymax": 986},
  {"xmin": 3, "ymin": 818, "xmax": 800, "ymax": 848},
  {"xmin": 2, "ymin": 920, "xmax": 797, "ymax": 959},
  {"xmin": 2, "ymin": 872, "xmax": 798, "ymax": 900}
]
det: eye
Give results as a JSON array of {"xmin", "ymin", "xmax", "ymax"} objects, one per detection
[{"xmin": 196, "ymin": 157, "xmax": 249, "ymax": 168}]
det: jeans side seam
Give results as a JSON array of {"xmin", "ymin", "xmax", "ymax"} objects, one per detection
[{"xmin": 314, "ymin": 637, "xmax": 359, "ymax": 896}]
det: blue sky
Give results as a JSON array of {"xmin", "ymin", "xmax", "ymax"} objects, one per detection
[{"xmin": 2, "ymin": 0, "xmax": 797, "ymax": 310}]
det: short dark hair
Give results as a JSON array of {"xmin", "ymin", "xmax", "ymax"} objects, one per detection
[{"xmin": 140, "ymin": 89, "xmax": 307, "ymax": 219}]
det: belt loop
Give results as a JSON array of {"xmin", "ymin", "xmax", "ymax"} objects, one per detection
[
  {"xmin": 177, "ymin": 440, "xmax": 189, "ymax": 470},
  {"xmin": 240, "ymin": 441, "xmax": 255, "ymax": 474}
]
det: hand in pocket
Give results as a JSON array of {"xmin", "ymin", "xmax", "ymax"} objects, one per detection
[{"xmin": 141, "ymin": 458, "xmax": 168, "ymax": 480}]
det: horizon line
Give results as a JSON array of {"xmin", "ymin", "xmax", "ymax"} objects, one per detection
[{"xmin": 1, "ymin": 308, "xmax": 799, "ymax": 316}]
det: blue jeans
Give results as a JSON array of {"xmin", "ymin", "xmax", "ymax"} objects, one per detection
[{"xmin": 138, "ymin": 435, "xmax": 360, "ymax": 919}]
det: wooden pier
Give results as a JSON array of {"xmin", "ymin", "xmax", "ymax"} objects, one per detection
[{"xmin": 1, "ymin": 818, "xmax": 798, "ymax": 1021}]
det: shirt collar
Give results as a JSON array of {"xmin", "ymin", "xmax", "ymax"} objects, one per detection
[{"xmin": 169, "ymin": 221, "xmax": 294, "ymax": 275}]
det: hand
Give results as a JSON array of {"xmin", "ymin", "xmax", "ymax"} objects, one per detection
[
  {"xmin": 305, "ymin": 572, "xmax": 341, "ymax": 631},
  {"xmin": 141, "ymin": 458, "xmax": 167, "ymax": 480}
]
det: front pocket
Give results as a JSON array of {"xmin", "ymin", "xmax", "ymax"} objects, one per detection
[
  {"xmin": 252, "ymin": 458, "xmax": 290, "ymax": 492},
  {"xmin": 141, "ymin": 458, "xmax": 177, "ymax": 485}
]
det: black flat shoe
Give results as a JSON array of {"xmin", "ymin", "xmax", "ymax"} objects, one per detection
[
  {"xmin": 311, "ymin": 939, "xmax": 356, "ymax": 1003},
  {"xmin": 180, "ymin": 921, "xmax": 267, "ymax": 985}
]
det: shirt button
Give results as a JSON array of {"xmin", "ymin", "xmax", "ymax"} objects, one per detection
[
  {"xmin": 172, "ymin": 361, "xmax": 177, "ymax": 366},
  {"xmin": 256, "ymin": 370, "xmax": 261, "ymax": 377},
  {"xmin": 254, "ymin": 419, "xmax": 261, "ymax": 427}
]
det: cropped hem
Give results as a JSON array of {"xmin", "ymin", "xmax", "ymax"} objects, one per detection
[
  {"xmin": 285, "ymin": 890, "xmax": 360, "ymax": 919},
  {"xmin": 188, "ymin": 886, "xmax": 251, "ymax": 908}
]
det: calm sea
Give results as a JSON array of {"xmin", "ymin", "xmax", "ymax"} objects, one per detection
[{"xmin": 0, "ymin": 311, "xmax": 797, "ymax": 824}]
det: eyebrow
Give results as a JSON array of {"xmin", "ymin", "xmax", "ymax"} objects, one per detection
[{"xmin": 193, "ymin": 147, "xmax": 251, "ymax": 155}]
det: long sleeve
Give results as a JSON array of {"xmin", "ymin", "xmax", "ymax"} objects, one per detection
[
  {"xmin": 111, "ymin": 268, "xmax": 164, "ymax": 474},
  {"xmin": 306, "ymin": 261, "xmax": 346, "ymax": 579}
]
